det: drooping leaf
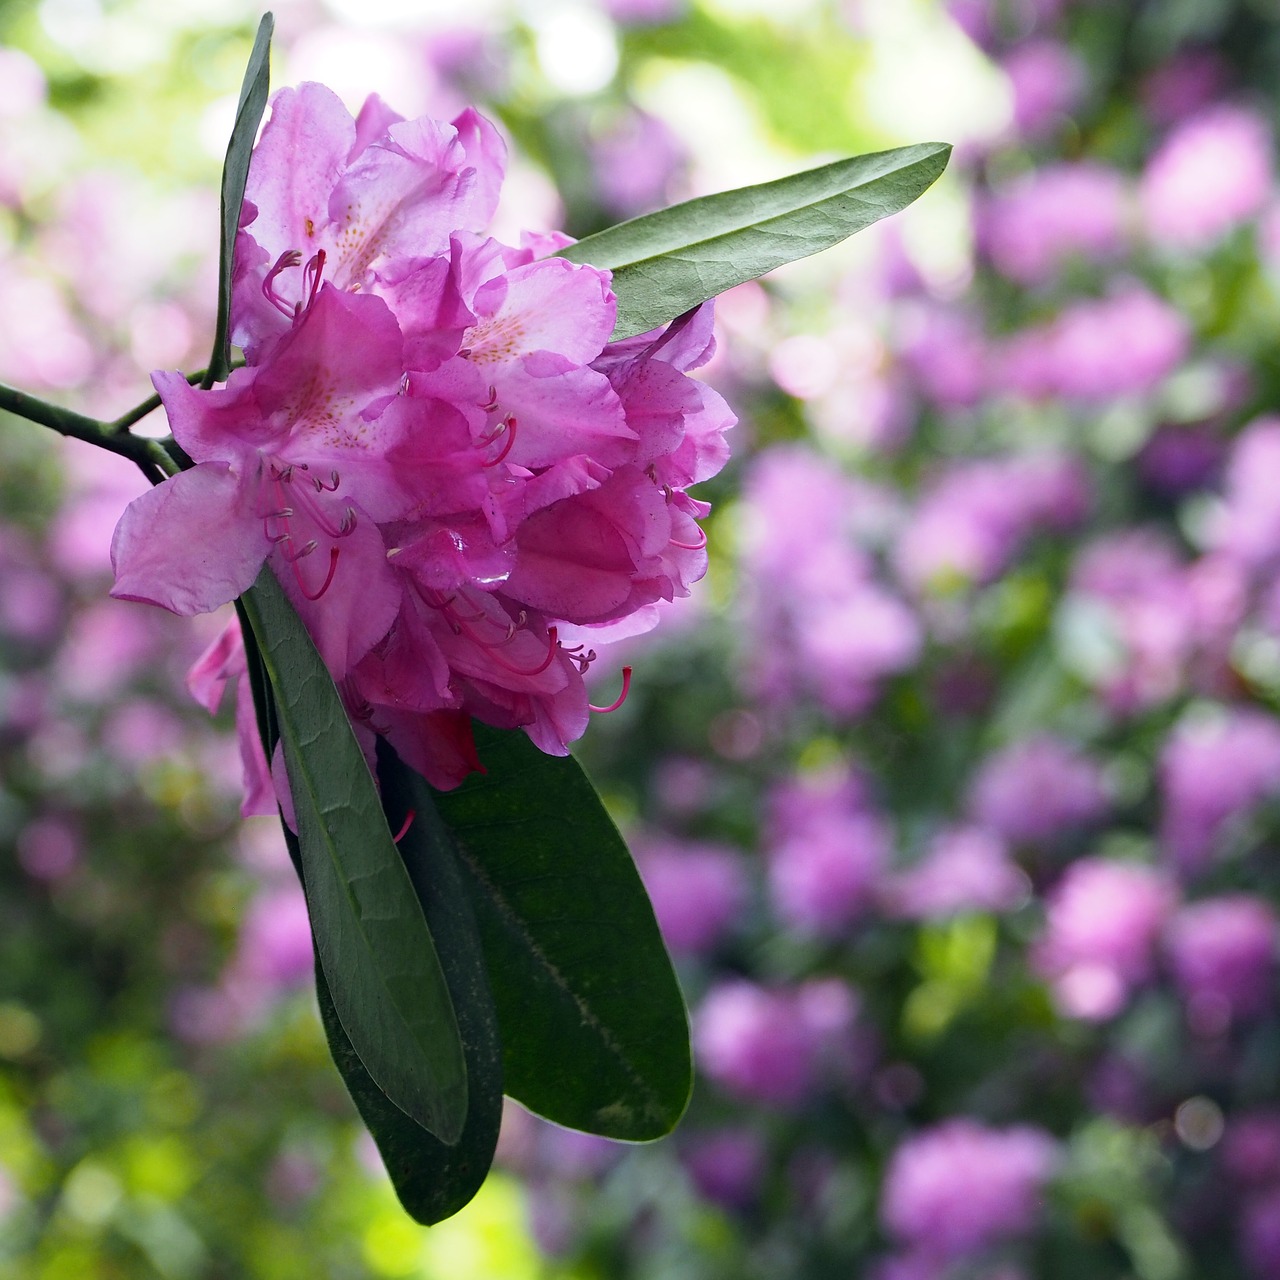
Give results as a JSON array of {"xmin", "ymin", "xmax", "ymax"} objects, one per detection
[
  {"xmin": 312, "ymin": 741, "xmax": 502, "ymax": 1225},
  {"xmin": 561, "ymin": 141, "xmax": 951, "ymax": 340},
  {"xmin": 239, "ymin": 567, "xmax": 468, "ymax": 1145},
  {"xmin": 432, "ymin": 723, "xmax": 692, "ymax": 1141},
  {"xmin": 204, "ymin": 13, "xmax": 274, "ymax": 388}
]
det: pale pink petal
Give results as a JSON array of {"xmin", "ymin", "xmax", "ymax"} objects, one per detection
[
  {"xmin": 326, "ymin": 115, "xmax": 470, "ymax": 286},
  {"xmin": 467, "ymin": 256, "xmax": 615, "ymax": 370},
  {"xmin": 351, "ymin": 93, "xmax": 404, "ymax": 161},
  {"xmin": 187, "ymin": 617, "xmax": 244, "ymax": 714},
  {"xmin": 237, "ymin": 670, "xmax": 277, "ymax": 818},
  {"xmin": 110, "ymin": 464, "xmax": 264, "ymax": 616},
  {"xmin": 451, "ymin": 107, "xmax": 507, "ymax": 230}
]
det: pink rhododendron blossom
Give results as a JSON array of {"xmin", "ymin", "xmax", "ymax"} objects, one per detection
[
  {"xmin": 1001, "ymin": 38, "xmax": 1086, "ymax": 138},
  {"xmin": 968, "ymin": 735, "xmax": 1108, "ymax": 845},
  {"xmin": 1141, "ymin": 104, "xmax": 1273, "ymax": 251},
  {"xmin": 1158, "ymin": 709, "xmax": 1280, "ymax": 876},
  {"xmin": 1035, "ymin": 858, "xmax": 1177, "ymax": 1020},
  {"xmin": 884, "ymin": 825, "xmax": 1028, "ymax": 919},
  {"xmin": 880, "ymin": 1119, "xmax": 1059, "ymax": 1261},
  {"xmin": 110, "ymin": 83, "xmax": 735, "ymax": 795},
  {"xmin": 996, "ymin": 285, "xmax": 1189, "ymax": 402},
  {"xmin": 980, "ymin": 162, "xmax": 1129, "ymax": 284},
  {"xmin": 1165, "ymin": 894, "xmax": 1278, "ymax": 1026}
]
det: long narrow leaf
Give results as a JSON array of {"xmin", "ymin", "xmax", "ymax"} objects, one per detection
[
  {"xmin": 314, "ymin": 742, "xmax": 503, "ymax": 1224},
  {"xmin": 433, "ymin": 724, "xmax": 692, "ymax": 1140},
  {"xmin": 203, "ymin": 13, "xmax": 274, "ymax": 387},
  {"xmin": 239, "ymin": 568, "xmax": 468, "ymax": 1145},
  {"xmin": 561, "ymin": 141, "xmax": 951, "ymax": 340}
]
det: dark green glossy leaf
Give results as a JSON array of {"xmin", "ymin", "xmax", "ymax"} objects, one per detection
[
  {"xmin": 239, "ymin": 567, "xmax": 467, "ymax": 1144},
  {"xmin": 433, "ymin": 723, "xmax": 692, "ymax": 1140},
  {"xmin": 204, "ymin": 13, "xmax": 274, "ymax": 388},
  {"xmin": 313, "ymin": 742, "xmax": 502, "ymax": 1225},
  {"xmin": 561, "ymin": 141, "xmax": 951, "ymax": 340}
]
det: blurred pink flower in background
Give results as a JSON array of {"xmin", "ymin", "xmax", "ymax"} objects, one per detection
[
  {"xmin": 695, "ymin": 978, "xmax": 860, "ymax": 1107},
  {"xmin": 1001, "ymin": 38, "xmax": 1086, "ymax": 138},
  {"xmin": 768, "ymin": 806, "xmax": 891, "ymax": 935},
  {"xmin": 884, "ymin": 825, "xmax": 1029, "ymax": 919},
  {"xmin": 894, "ymin": 454, "xmax": 1089, "ymax": 593},
  {"xmin": 1158, "ymin": 709, "xmax": 1280, "ymax": 875},
  {"xmin": 634, "ymin": 834, "xmax": 748, "ymax": 956},
  {"xmin": 880, "ymin": 1119, "xmax": 1059, "ymax": 1261},
  {"xmin": 1036, "ymin": 858, "xmax": 1177, "ymax": 1020},
  {"xmin": 969, "ymin": 735, "xmax": 1108, "ymax": 846},
  {"xmin": 1141, "ymin": 103, "xmax": 1273, "ymax": 250},
  {"xmin": 980, "ymin": 162, "xmax": 1129, "ymax": 284},
  {"xmin": 998, "ymin": 285, "xmax": 1189, "ymax": 402},
  {"xmin": 1165, "ymin": 894, "xmax": 1278, "ymax": 1028}
]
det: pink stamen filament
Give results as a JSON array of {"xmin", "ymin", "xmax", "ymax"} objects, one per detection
[
  {"xmin": 452, "ymin": 614, "xmax": 559, "ymax": 676},
  {"xmin": 482, "ymin": 417, "xmax": 518, "ymax": 468},
  {"xmin": 413, "ymin": 581, "xmax": 559, "ymax": 677},
  {"xmin": 263, "ymin": 250, "xmax": 303, "ymax": 318},
  {"xmin": 669, "ymin": 528, "xmax": 708, "ymax": 551},
  {"xmin": 269, "ymin": 466, "xmax": 358, "ymax": 541},
  {"xmin": 590, "ymin": 667, "xmax": 632, "ymax": 714},
  {"xmin": 290, "ymin": 545, "xmax": 340, "ymax": 601},
  {"xmin": 392, "ymin": 810, "xmax": 416, "ymax": 844},
  {"xmin": 302, "ymin": 249, "xmax": 327, "ymax": 314}
]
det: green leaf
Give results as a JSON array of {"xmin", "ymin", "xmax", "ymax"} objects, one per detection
[
  {"xmin": 313, "ymin": 742, "xmax": 503, "ymax": 1225},
  {"xmin": 203, "ymin": 13, "xmax": 274, "ymax": 388},
  {"xmin": 433, "ymin": 723, "xmax": 692, "ymax": 1141},
  {"xmin": 561, "ymin": 141, "xmax": 951, "ymax": 341},
  {"xmin": 239, "ymin": 567, "xmax": 468, "ymax": 1145}
]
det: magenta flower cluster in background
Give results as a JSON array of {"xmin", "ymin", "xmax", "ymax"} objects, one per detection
[{"xmin": 10, "ymin": 0, "xmax": 1280, "ymax": 1275}]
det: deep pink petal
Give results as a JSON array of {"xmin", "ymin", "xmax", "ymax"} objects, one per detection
[
  {"xmin": 269, "ymin": 513, "xmax": 399, "ymax": 677},
  {"xmin": 505, "ymin": 472, "xmax": 671, "ymax": 623},
  {"xmin": 489, "ymin": 364, "xmax": 633, "ymax": 470},
  {"xmin": 380, "ymin": 707, "xmax": 483, "ymax": 790},
  {"xmin": 111, "ymin": 463, "xmax": 265, "ymax": 616}
]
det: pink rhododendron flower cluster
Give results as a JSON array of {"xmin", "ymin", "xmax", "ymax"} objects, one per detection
[{"xmin": 109, "ymin": 84, "xmax": 734, "ymax": 798}]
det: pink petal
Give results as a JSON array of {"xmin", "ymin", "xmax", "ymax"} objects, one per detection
[
  {"xmin": 380, "ymin": 707, "xmax": 483, "ymax": 791},
  {"xmin": 467, "ymin": 256, "xmax": 616, "ymax": 370},
  {"xmin": 451, "ymin": 106, "xmax": 507, "ymax": 230},
  {"xmin": 351, "ymin": 93, "xmax": 405, "ymax": 161},
  {"xmin": 187, "ymin": 617, "xmax": 244, "ymax": 714},
  {"xmin": 269, "ymin": 513, "xmax": 399, "ymax": 677},
  {"xmin": 326, "ymin": 115, "xmax": 471, "ymax": 285},
  {"xmin": 237, "ymin": 670, "xmax": 278, "ymax": 818},
  {"xmin": 110, "ymin": 463, "xmax": 265, "ymax": 616}
]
